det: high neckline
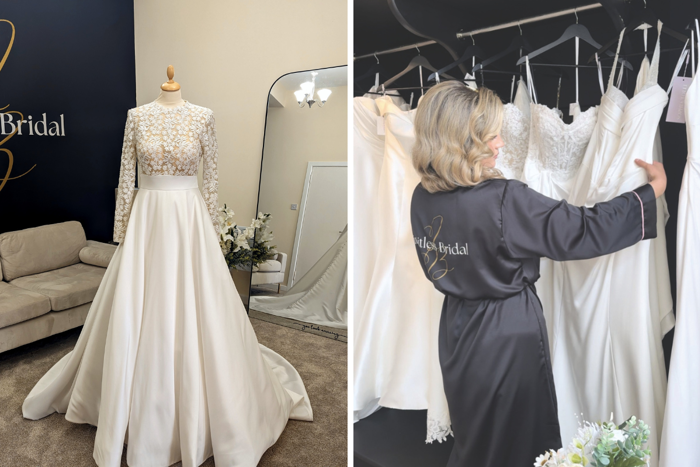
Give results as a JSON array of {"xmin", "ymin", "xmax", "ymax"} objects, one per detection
[{"xmin": 153, "ymin": 100, "xmax": 190, "ymax": 111}]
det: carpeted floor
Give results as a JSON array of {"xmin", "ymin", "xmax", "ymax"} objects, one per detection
[
  {"xmin": 0, "ymin": 318, "xmax": 347, "ymax": 466},
  {"xmin": 249, "ymin": 309, "xmax": 348, "ymax": 343}
]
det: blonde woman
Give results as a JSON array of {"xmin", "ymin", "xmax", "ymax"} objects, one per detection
[{"xmin": 409, "ymin": 81, "xmax": 666, "ymax": 466}]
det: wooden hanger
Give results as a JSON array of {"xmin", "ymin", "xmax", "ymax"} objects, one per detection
[{"xmin": 161, "ymin": 65, "xmax": 181, "ymax": 91}]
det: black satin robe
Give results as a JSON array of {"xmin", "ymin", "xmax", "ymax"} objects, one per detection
[{"xmin": 410, "ymin": 178, "xmax": 657, "ymax": 467}]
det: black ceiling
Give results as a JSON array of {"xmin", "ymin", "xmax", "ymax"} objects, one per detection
[{"xmin": 353, "ymin": 0, "xmax": 698, "ymax": 105}]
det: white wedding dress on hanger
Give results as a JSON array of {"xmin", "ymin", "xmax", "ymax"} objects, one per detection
[
  {"xmin": 555, "ymin": 29, "xmax": 631, "ymax": 444},
  {"xmin": 352, "ymin": 92, "xmax": 406, "ymax": 338},
  {"xmin": 660, "ymin": 20, "xmax": 700, "ymax": 467},
  {"xmin": 22, "ymin": 101, "xmax": 313, "ymax": 467},
  {"xmin": 353, "ymin": 95, "xmax": 451, "ymax": 442},
  {"xmin": 521, "ymin": 57, "xmax": 599, "ymax": 350},
  {"xmin": 495, "ymin": 79, "xmax": 531, "ymax": 180},
  {"xmin": 557, "ymin": 23, "xmax": 670, "ymax": 466}
]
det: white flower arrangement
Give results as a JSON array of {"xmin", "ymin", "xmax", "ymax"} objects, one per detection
[
  {"xmin": 535, "ymin": 415, "xmax": 651, "ymax": 467},
  {"xmin": 218, "ymin": 205, "xmax": 277, "ymax": 270}
]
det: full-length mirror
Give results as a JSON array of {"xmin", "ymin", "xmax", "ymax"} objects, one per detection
[{"xmin": 248, "ymin": 66, "xmax": 348, "ymax": 340}]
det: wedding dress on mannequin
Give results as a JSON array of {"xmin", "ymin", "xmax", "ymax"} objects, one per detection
[
  {"xmin": 495, "ymin": 79, "xmax": 531, "ymax": 180},
  {"xmin": 660, "ymin": 20, "xmax": 700, "ymax": 467},
  {"xmin": 521, "ymin": 57, "xmax": 599, "ymax": 349},
  {"xmin": 353, "ymin": 95, "xmax": 451, "ymax": 442},
  {"xmin": 22, "ymin": 97, "xmax": 313, "ymax": 467}
]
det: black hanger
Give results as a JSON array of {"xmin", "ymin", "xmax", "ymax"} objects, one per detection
[
  {"xmin": 427, "ymin": 44, "xmax": 484, "ymax": 82},
  {"xmin": 516, "ymin": 23, "xmax": 633, "ymax": 70},
  {"xmin": 471, "ymin": 31, "xmax": 571, "ymax": 82},
  {"xmin": 383, "ymin": 54, "xmax": 456, "ymax": 88},
  {"xmin": 587, "ymin": 8, "xmax": 689, "ymax": 63},
  {"xmin": 473, "ymin": 35, "xmax": 531, "ymax": 73},
  {"xmin": 355, "ymin": 53, "xmax": 389, "ymax": 92}
]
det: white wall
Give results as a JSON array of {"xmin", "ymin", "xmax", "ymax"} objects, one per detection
[
  {"xmin": 258, "ymin": 84, "xmax": 347, "ymax": 283},
  {"xmin": 133, "ymin": 0, "xmax": 347, "ymax": 224}
]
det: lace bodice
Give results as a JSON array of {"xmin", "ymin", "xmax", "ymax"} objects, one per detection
[
  {"xmin": 496, "ymin": 104, "xmax": 530, "ymax": 180},
  {"xmin": 525, "ymin": 104, "xmax": 598, "ymax": 182},
  {"xmin": 113, "ymin": 101, "xmax": 219, "ymax": 242}
]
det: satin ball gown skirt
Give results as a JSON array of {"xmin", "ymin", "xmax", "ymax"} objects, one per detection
[{"xmin": 22, "ymin": 174, "xmax": 313, "ymax": 467}]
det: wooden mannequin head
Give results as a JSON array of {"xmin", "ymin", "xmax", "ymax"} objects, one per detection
[{"xmin": 161, "ymin": 65, "xmax": 181, "ymax": 91}]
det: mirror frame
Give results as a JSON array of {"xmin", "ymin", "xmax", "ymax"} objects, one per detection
[{"xmin": 247, "ymin": 64, "xmax": 348, "ymax": 312}]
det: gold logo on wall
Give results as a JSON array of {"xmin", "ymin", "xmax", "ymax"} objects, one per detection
[{"xmin": 0, "ymin": 19, "xmax": 37, "ymax": 193}]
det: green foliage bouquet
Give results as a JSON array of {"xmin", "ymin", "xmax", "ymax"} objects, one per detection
[{"xmin": 534, "ymin": 415, "xmax": 651, "ymax": 467}]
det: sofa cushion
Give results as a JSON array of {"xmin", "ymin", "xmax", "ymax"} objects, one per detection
[
  {"xmin": 0, "ymin": 281, "xmax": 52, "ymax": 329},
  {"xmin": 10, "ymin": 263, "xmax": 106, "ymax": 312},
  {"xmin": 256, "ymin": 259, "xmax": 282, "ymax": 273},
  {"xmin": 79, "ymin": 240, "xmax": 117, "ymax": 268},
  {"xmin": 0, "ymin": 221, "xmax": 86, "ymax": 282}
]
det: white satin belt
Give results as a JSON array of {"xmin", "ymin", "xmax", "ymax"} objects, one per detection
[{"xmin": 139, "ymin": 174, "xmax": 198, "ymax": 190}]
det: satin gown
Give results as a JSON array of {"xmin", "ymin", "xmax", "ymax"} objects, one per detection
[
  {"xmin": 354, "ymin": 96, "xmax": 451, "ymax": 442},
  {"xmin": 410, "ymin": 178, "xmax": 658, "ymax": 467},
  {"xmin": 660, "ymin": 19, "xmax": 700, "ymax": 467},
  {"xmin": 22, "ymin": 101, "xmax": 313, "ymax": 467}
]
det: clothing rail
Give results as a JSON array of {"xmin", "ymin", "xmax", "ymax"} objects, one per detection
[
  {"xmin": 354, "ymin": 3, "xmax": 602, "ymax": 61},
  {"xmin": 455, "ymin": 4, "xmax": 602, "ymax": 40}
]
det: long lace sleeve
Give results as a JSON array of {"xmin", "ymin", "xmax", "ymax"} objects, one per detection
[
  {"xmin": 113, "ymin": 109, "xmax": 137, "ymax": 243},
  {"xmin": 201, "ymin": 111, "xmax": 220, "ymax": 233}
]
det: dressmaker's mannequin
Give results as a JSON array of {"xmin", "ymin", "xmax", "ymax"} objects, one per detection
[{"xmin": 154, "ymin": 65, "xmax": 185, "ymax": 108}]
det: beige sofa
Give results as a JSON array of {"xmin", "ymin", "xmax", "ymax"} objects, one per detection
[{"xmin": 0, "ymin": 221, "xmax": 116, "ymax": 353}]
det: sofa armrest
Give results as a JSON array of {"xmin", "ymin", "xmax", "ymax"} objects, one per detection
[
  {"xmin": 276, "ymin": 252, "xmax": 287, "ymax": 272},
  {"xmin": 79, "ymin": 240, "xmax": 117, "ymax": 268}
]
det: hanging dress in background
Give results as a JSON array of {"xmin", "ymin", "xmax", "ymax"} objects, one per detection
[
  {"xmin": 495, "ymin": 79, "xmax": 531, "ymax": 180},
  {"xmin": 659, "ymin": 19, "xmax": 700, "ymax": 467},
  {"xmin": 353, "ymin": 96, "xmax": 451, "ymax": 442},
  {"xmin": 554, "ymin": 29, "xmax": 631, "ymax": 444},
  {"xmin": 521, "ymin": 57, "xmax": 599, "ymax": 350},
  {"xmin": 580, "ymin": 22, "xmax": 670, "ymax": 466}
]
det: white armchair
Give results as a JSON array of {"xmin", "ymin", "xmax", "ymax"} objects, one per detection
[{"xmin": 251, "ymin": 252, "xmax": 287, "ymax": 293}]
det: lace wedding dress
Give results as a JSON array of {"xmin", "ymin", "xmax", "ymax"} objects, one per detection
[
  {"xmin": 22, "ymin": 101, "xmax": 313, "ymax": 467},
  {"xmin": 521, "ymin": 57, "xmax": 599, "ymax": 352},
  {"xmin": 495, "ymin": 79, "xmax": 531, "ymax": 180}
]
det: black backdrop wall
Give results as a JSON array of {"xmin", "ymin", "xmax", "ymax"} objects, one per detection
[
  {"xmin": 355, "ymin": 0, "xmax": 700, "ymax": 368},
  {"xmin": 0, "ymin": 1, "xmax": 136, "ymax": 242}
]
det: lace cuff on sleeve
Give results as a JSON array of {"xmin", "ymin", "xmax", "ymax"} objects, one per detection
[
  {"xmin": 113, "ymin": 109, "xmax": 137, "ymax": 243},
  {"xmin": 201, "ymin": 111, "xmax": 220, "ymax": 233}
]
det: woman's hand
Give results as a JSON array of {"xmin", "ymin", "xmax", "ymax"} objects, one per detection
[{"xmin": 634, "ymin": 159, "xmax": 667, "ymax": 198}]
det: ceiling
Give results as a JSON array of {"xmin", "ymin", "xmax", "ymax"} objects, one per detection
[{"xmin": 352, "ymin": 0, "xmax": 694, "ymax": 106}]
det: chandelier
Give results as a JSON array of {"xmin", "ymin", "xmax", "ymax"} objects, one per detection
[{"xmin": 294, "ymin": 72, "xmax": 332, "ymax": 108}]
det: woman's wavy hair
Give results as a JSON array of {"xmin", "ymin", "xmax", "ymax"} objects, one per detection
[{"xmin": 412, "ymin": 81, "xmax": 504, "ymax": 193}]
